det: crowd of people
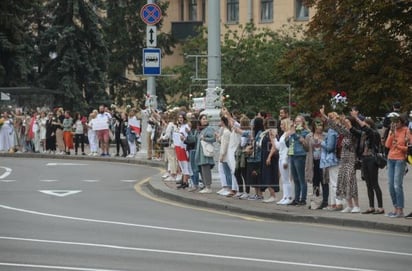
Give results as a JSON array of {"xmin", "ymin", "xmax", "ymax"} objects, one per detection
[
  {"xmin": 0, "ymin": 104, "xmax": 161, "ymax": 159},
  {"xmin": 1, "ymin": 101, "xmax": 412, "ymax": 219},
  {"xmin": 158, "ymin": 102, "xmax": 412, "ymax": 219}
]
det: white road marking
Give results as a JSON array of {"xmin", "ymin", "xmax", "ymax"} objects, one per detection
[
  {"xmin": 0, "ymin": 262, "xmax": 124, "ymax": 271},
  {"xmin": 38, "ymin": 190, "xmax": 82, "ymax": 197},
  {"xmin": 0, "ymin": 236, "xmax": 382, "ymax": 271},
  {"xmin": 0, "ymin": 179, "xmax": 16, "ymax": 183},
  {"xmin": 40, "ymin": 179, "xmax": 59, "ymax": 182},
  {"xmin": 0, "ymin": 204, "xmax": 410, "ymax": 257},
  {"xmin": 47, "ymin": 163, "xmax": 87, "ymax": 166},
  {"xmin": 119, "ymin": 180, "xmax": 136, "ymax": 183},
  {"xmin": 82, "ymin": 180, "xmax": 100, "ymax": 182},
  {"xmin": 0, "ymin": 166, "xmax": 12, "ymax": 179}
]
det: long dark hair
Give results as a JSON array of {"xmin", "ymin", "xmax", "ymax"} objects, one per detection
[
  {"xmin": 198, "ymin": 114, "xmax": 209, "ymax": 130},
  {"xmin": 253, "ymin": 117, "xmax": 264, "ymax": 137}
]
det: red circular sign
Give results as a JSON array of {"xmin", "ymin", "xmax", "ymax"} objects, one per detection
[{"xmin": 140, "ymin": 3, "xmax": 162, "ymax": 25}]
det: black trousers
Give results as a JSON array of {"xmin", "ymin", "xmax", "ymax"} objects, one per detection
[
  {"xmin": 361, "ymin": 156, "xmax": 383, "ymax": 208},
  {"xmin": 74, "ymin": 134, "xmax": 85, "ymax": 153}
]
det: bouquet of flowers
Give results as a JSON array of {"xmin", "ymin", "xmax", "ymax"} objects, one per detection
[
  {"xmin": 330, "ymin": 90, "xmax": 348, "ymax": 112},
  {"xmin": 0, "ymin": 117, "xmax": 4, "ymax": 129}
]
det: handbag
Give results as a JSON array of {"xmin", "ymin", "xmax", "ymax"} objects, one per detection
[
  {"xmin": 309, "ymin": 187, "xmax": 322, "ymax": 210},
  {"xmin": 373, "ymin": 130, "xmax": 387, "ymax": 169},
  {"xmin": 374, "ymin": 153, "xmax": 387, "ymax": 169},
  {"xmin": 201, "ymin": 140, "xmax": 214, "ymax": 157}
]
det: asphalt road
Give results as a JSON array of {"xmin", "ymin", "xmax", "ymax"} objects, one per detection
[{"xmin": 1, "ymin": 157, "xmax": 411, "ymax": 271}]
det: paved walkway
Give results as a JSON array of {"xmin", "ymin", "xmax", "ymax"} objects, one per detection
[{"xmin": 1, "ymin": 148, "xmax": 412, "ymax": 234}]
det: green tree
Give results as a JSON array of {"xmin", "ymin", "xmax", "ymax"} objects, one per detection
[
  {"xmin": 0, "ymin": 0, "xmax": 37, "ymax": 87},
  {"xmin": 278, "ymin": 0, "xmax": 412, "ymax": 116},
  {"xmin": 38, "ymin": 0, "xmax": 109, "ymax": 112},
  {"xmin": 105, "ymin": 0, "xmax": 175, "ymax": 108},
  {"xmin": 166, "ymin": 23, "xmax": 294, "ymax": 115}
]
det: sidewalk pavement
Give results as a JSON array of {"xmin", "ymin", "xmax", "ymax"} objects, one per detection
[{"xmin": 1, "ymin": 147, "xmax": 412, "ymax": 234}]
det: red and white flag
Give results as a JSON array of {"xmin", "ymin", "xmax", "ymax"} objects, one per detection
[{"xmin": 128, "ymin": 118, "xmax": 141, "ymax": 135}]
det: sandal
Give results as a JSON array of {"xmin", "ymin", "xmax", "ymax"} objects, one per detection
[
  {"xmin": 361, "ymin": 208, "xmax": 375, "ymax": 214},
  {"xmin": 373, "ymin": 209, "xmax": 385, "ymax": 215}
]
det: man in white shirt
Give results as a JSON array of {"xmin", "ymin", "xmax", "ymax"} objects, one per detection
[{"xmin": 95, "ymin": 105, "xmax": 111, "ymax": 156}]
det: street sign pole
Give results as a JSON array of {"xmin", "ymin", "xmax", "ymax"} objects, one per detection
[
  {"xmin": 145, "ymin": 1, "xmax": 157, "ymax": 110},
  {"xmin": 139, "ymin": 0, "xmax": 162, "ymax": 158}
]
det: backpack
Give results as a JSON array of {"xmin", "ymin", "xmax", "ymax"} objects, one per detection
[{"xmin": 336, "ymin": 134, "xmax": 344, "ymax": 159}]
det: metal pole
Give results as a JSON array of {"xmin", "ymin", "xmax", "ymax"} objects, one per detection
[
  {"xmin": 146, "ymin": 0, "xmax": 157, "ymax": 109},
  {"xmin": 139, "ymin": 0, "xmax": 156, "ymax": 158}
]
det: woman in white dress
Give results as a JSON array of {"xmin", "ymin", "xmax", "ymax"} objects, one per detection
[
  {"xmin": 87, "ymin": 110, "xmax": 99, "ymax": 156},
  {"xmin": 274, "ymin": 118, "xmax": 294, "ymax": 205},
  {"xmin": 0, "ymin": 112, "xmax": 14, "ymax": 152}
]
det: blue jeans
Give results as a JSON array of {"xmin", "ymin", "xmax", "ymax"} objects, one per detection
[
  {"xmin": 221, "ymin": 161, "xmax": 232, "ymax": 187},
  {"xmin": 387, "ymin": 159, "xmax": 406, "ymax": 209},
  {"xmin": 290, "ymin": 155, "xmax": 307, "ymax": 202}
]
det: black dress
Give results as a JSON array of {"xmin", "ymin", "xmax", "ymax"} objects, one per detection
[
  {"xmin": 260, "ymin": 131, "xmax": 280, "ymax": 192},
  {"xmin": 45, "ymin": 118, "xmax": 57, "ymax": 151}
]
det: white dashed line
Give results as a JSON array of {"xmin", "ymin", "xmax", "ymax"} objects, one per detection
[
  {"xmin": 81, "ymin": 180, "xmax": 100, "ymax": 182},
  {"xmin": 40, "ymin": 179, "xmax": 59, "ymax": 182},
  {"xmin": 0, "ymin": 180, "xmax": 16, "ymax": 183},
  {"xmin": 120, "ymin": 180, "xmax": 136, "ymax": 183}
]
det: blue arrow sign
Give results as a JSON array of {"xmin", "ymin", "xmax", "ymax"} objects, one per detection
[{"xmin": 143, "ymin": 48, "xmax": 161, "ymax": 76}]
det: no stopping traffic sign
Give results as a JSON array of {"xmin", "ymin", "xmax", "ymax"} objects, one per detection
[{"xmin": 140, "ymin": 3, "xmax": 162, "ymax": 25}]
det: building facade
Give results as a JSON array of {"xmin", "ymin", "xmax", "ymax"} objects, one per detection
[{"xmin": 160, "ymin": 0, "xmax": 313, "ymax": 67}]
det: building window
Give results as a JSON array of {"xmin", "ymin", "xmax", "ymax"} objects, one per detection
[
  {"xmin": 260, "ymin": 0, "xmax": 273, "ymax": 22},
  {"xmin": 295, "ymin": 0, "xmax": 309, "ymax": 20},
  {"xmin": 227, "ymin": 0, "xmax": 239, "ymax": 23},
  {"xmin": 189, "ymin": 0, "xmax": 197, "ymax": 21}
]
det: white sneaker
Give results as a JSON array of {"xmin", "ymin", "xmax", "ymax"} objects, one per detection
[
  {"xmin": 199, "ymin": 188, "xmax": 212, "ymax": 194},
  {"xmin": 276, "ymin": 198, "xmax": 286, "ymax": 205},
  {"xmin": 351, "ymin": 206, "xmax": 361, "ymax": 213},
  {"xmin": 164, "ymin": 176, "xmax": 176, "ymax": 182},
  {"xmin": 220, "ymin": 190, "xmax": 231, "ymax": 196},
  {"xmin": 341, "ymin": 207, "xmax": 352, "ymax": 213},
  {"xmin": 93, "ymin": 152, "xmax": 98, "ymax": 156},
  {"xmin": 161, "ymin": 173, "xmax": 169, "ymax": 179},
  {"xmin": 239, "ymin": 193, "xmax": 249, "ymax": 199},
  {"xmin": 126, "ymin": 154, "xmax": 135, "ymax": 158},
  {"xmin": 263, "ymin": 196, "xmax": 276, "ymax": 203},
  {"xmin": 233, "ymin": 192, "xmax": 243, "ymax": 198},
  {"xmin": 175, "ymin": 174, "xmax": 183, "ymax": 181},
  {"xmin": 282, "ymin": 198, "xmax": 294, "ymax": 205},
  {"xmin": 216, "ymin": 188, "xmax": 225, "ymax": 195}
]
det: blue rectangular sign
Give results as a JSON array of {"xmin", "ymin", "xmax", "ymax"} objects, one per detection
[{"xmin": 143, "ymin": 48, "xmax": 161, "ymax": 76}]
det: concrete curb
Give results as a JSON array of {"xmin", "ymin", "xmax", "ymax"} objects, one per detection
[{"xmin": 146, "ymin": 179, "xmax": 412, "ymax": 234}]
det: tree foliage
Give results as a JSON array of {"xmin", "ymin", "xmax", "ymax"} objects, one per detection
[
  {"xmin": 1, "ymin": 0, "xmax": 175, "ymax": 113},
  {"xmin": 278, "ymin": 0, "xmax": 412, "ymax": 116},
  {"xmin": 37, "ymin": 0, "xmax": 109, "ymax": 112},
  {"xmin": 0, "ymin": 0, "xmax": 37, "ymax": 87},
  {"xmin": 166, "ymin": 23, "xmax": 294, "ymax": 115},
  {"xmin": 104, "ymin": 0, "xmax": 175, "ymax": 108}
]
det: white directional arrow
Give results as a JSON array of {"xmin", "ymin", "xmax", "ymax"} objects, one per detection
[
  {"xmin": 0, "ymin": 166, "xmax": 12, "ymax": 179},
  {"xmin": 46, "ymin": 163, "xmax": 87, "ymax": 166},
  {"xmin": 38, "ymin": 190, "xmax": 82, "ymax": 197}
]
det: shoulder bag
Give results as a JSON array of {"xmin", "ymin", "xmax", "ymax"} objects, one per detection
[{"xmin": 201, "ymin": 140, "xmax": 214, "ymax": 157}]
